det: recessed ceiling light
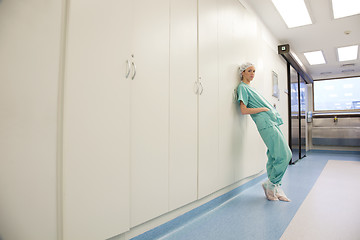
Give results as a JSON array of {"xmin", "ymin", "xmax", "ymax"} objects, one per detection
[
  {"xmin": 325, "ymin": 86, "xmax": 335, "ymax": 90},
  {"xmin": 304, "ymin": 51, "xmax": 326, "ymax": 65},
  {"xmin": 338, "ymin": 45, "xmax": 359, "ymax": 61},
  {"xmin": 341, "ymin": 63, "xmax": 355, "ymax": 67},
  {"xmin": 342, "ymin": 69, "xmax": 355, "ymax": 73},
  {"xmin": 272, "ymin": 0, "xmax": 312, "ymax": 28},
  {"xmin": 332, "ymin": 0, "xmax": 360, "ymax": 19}
]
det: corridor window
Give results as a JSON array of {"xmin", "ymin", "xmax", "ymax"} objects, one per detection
[{"xmin": 314, "ymin": 77, "xmax": 360, "ymax": 111}]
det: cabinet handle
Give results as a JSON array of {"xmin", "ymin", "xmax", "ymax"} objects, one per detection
[
  {"xmin": 193, "ymin": 82, "xmax": 199, "ymax": 94},
  {"xmin": 125, "ymin": 60, "xmax": 131, "ymax": 78},
  {"xmin": 131, "ymin": 62, "xmax": 137, "ymax": 80},
  {"xmin": 199, "ymin": 82, "xmax": 204, "ymax": 95}
]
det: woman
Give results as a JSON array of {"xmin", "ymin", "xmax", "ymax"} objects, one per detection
[{"xmin": 237, "ymin": 62, "xmax": 292, "ymax": 202}]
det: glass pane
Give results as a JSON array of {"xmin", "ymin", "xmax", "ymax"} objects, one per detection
[
  {"xmin": 299, "ymin": 76, "xmax": 306, "ymax": 158},
  {"xmin": 290, "ymin": 67, "xmax": 299, "ymax": 163},
  {"xmin": 314, "ymin": 77, "xmax": 360, "ymax": 111},
  {"xmin": 291, "ymin": 82, "xmax": 299, "ymax": 113},
  {"xmin": 300, "ymin": 81, "xmax": 306, "ymax": 113}
]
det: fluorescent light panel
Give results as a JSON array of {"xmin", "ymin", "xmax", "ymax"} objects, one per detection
[
  {"xmin": 332, "ymin": 0, "xmax": 360, "ymax": 19},
  {"xmin": 304, "ymin": 51, "xmax": 326, "ymax": 65},
  {"xmin": 337, "ymin": 45, "xmax": 359, "ymax": 61},
  {"xmin": 272, "ymin": 0, "xmax": 312, "ymax": 28}
]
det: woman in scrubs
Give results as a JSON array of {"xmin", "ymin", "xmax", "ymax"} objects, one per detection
[{"xmin": 237, "ymin": 62, "xmax": 291, "ymax": 202}]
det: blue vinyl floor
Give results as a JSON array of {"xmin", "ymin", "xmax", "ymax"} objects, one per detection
[{"xmin": 132, "ymin": 150, "xmax": 360, "ymax": 240}]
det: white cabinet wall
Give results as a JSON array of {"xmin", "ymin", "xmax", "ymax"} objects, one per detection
[
  {"xmin": 129, "ymin": 0, "xmax": 170, "ymax": 227},
  {"xmin": 218, "ymin": 0, "xmax": 264, "ymax": 187},
  {"xmin": 63, "ymin": 1, "xmax": 131, "ymax": 239},
  {"xmin": 0, "ymin": 1, "xmax": 61, "ymax": 239},
  {"xmin": 169, "ymin": 0, "xmax": 198, "ymax": 211},
  {"xmin": 198, "ymin": 0, "xmax": 221, "ymax": 199},
  {"xmin": 64, "ymin": 0, "xmax": 199, "ymax": 234},
  {"xmin": 131, "ymin": 0, "xmax": 199, "ymax": 224},
  {"xmin": 2, "ymin": 0, "xmax": 284, "ymax": 239},
  {"xmin": 64, "ymin": 0, "xmax": 268, "ymax": 237},
  {"xmin": 197, "ymin": 0, "xmax": 265, "ymax": 198},
  {"xmin": 218, "ymin": 0, "xmax": 241, "ymax": 188}
]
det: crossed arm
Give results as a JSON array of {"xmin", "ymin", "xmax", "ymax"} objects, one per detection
[{"xmin": 239, "ymin": 101, "xmax": 269, "ymax": 115}]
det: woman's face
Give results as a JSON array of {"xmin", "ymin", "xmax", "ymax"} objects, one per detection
[{"xmin": 242, "ymin": 66, "xmax": 255, "ymax": 82}]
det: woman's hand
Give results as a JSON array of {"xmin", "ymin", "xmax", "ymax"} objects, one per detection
[{"xmin": 240, "ymin": 102, "xmax": 269, "ymax": 115}]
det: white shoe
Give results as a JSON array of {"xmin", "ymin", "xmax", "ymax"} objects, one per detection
[
  {"xmin": 262, "ymin": 181, "xmax": 278, "ymax": 201},
  {"xmin": 275, "ymin": 185, "xmax": 291, "ymax": 202}
]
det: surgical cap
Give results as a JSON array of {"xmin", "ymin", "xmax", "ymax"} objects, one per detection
[{"xmin": 239, "ymin": 62, "xmax": 255, "ymax": 73}]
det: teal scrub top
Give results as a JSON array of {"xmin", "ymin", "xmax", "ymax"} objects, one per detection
[{"xmin": 237, "ymin": 82, "xmax": 283, "ymax": 131}]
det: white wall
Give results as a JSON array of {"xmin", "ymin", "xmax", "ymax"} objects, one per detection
[{"xmin": 0, "ymin": 0, "xmax": 64, "ymax": 240}]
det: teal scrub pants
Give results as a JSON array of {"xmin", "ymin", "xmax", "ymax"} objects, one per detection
[{"xmin": 259, "ymin": 125, "xmax": 292, "ymax": 185}]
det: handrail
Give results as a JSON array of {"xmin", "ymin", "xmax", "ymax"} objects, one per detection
[{"xmin": 312, "ymin": 112, "xmax": 360, "ymax": 118}]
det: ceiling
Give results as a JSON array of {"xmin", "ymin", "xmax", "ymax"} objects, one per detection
[{"xmin": 244, "ymin": 0, "xmax": 360, "ymax": 80}]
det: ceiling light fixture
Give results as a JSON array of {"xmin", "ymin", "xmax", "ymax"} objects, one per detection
[
  {"xmin": 341, "ymin": 63, "xmax": 355, "ymax": 67},
  {"xmin": 271, "ymin": 0, "xmax": 312, "ymax": 28},
  {"xmin": 338, "ymin": 45, "xmax": 359, "ymax": 61},
  {"xmin": 304, "ymin": 51, "xmax": 326, "ymax": 65},
  {"xmin": 332, "ymin": 0, "xmax": 360, "ymax": 19},
  {"xmin": 342, "ymin": 69, "xmax": 355, "ymax": 73}
]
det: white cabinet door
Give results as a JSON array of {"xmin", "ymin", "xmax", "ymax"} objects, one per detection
[
  {"xmin": 0, "ymin": 1, "xmax": 61, "ymax": 239},
  {"xmin": 130, "ymin": 0, "xmax": 170, "ymax": 227},
  {"xmin": 231, "ymin": 4, "xmax": 266, "ymax": 181},
  {"xmin": 198, "ymin": 0, "xmax": 220, "ymax": 199},
  {"xmin": 218, "ymin": 0, "xmax": 242, "ymax": 188},
  {"xmin": 63, "ymin": 1, "xmax": 131, "ymax": 239},
  {"xmin": 169, "ymin": 0, "xmax": 198, "ymax": 211}
]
